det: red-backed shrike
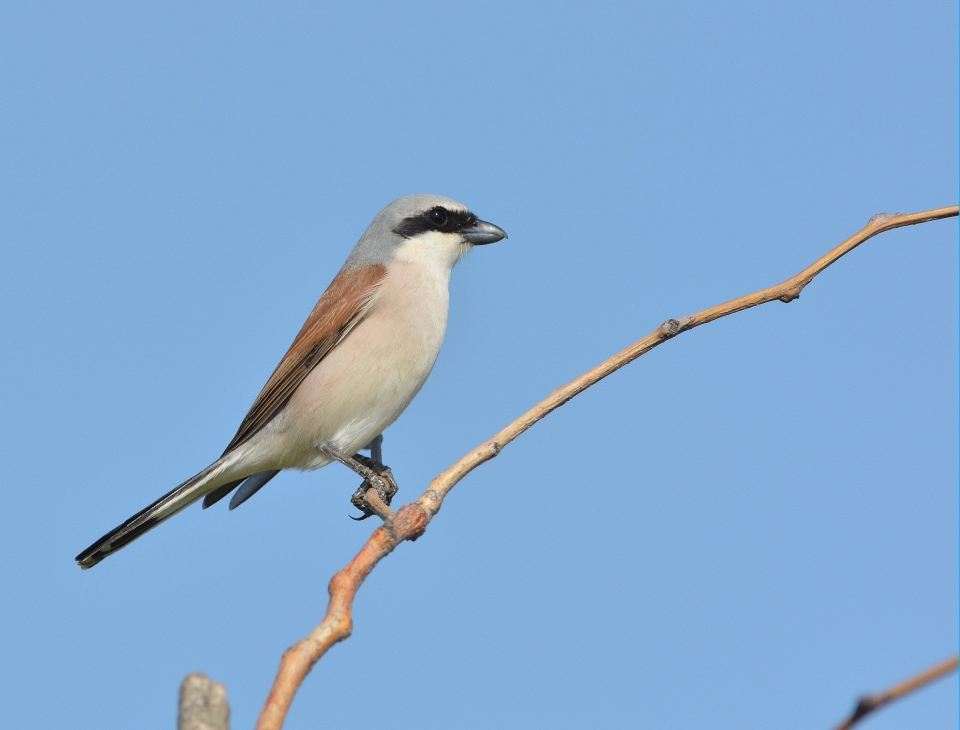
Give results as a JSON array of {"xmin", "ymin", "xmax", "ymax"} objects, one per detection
[{"xmin": 76, "ymin": 195, "xmax": 506, "ymax": 568}]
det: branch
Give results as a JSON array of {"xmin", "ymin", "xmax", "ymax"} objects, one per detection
[
  {"xmin": 179, "ymin": 673, "xmax": 230, "ymax": 730},
  {"xmin": 832, "ymin": 654, "xmax": 958, "ymax": 730},
  {"xmin": 254, "ymin": 205, "xmax": 958, "ymax": 730}
]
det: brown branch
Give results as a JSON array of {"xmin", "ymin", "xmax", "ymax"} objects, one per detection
[
  {"xmin": 832, "ymin": 654, "xmax": 958, "ymax": 730},
  {"xmin": 254, "ymin": 205, "xmax": 958, "ymax": 730}
]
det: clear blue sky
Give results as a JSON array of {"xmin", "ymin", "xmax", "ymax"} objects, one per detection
[{"xmin": 1, "ymin": 2, "xmax": 956, "ymax": 728}]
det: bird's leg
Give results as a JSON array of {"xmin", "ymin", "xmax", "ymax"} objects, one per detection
[
  {"xmin": 320, "ymin": 442, "xmax": 398, "ymax": 522},
  {"xmin": 365, "ymin": 433, "xmax": 383, "ymax": 464},
  {"xmin": 357, "ymin": 434, "xmax": 392, "ymax": 501}
]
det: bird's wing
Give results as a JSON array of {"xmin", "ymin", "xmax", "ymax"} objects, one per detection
[{"xmin": 222, "ymin": 264, "xmax": 387, "ymax": 455}]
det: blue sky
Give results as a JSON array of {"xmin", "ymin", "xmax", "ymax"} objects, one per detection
[{"xmin": 1, "ymin": 2, "xmax": 957, "ymax": 728}]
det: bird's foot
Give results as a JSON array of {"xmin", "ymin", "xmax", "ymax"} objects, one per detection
[
  {"xmin": 319, "ymin": 442, "xmax": 399, "ymax": 523},
  {"xmin": 348, "ymin": 453, "xmax": 398, "ymax": 521}
]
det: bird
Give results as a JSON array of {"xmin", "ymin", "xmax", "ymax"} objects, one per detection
[{"xmin": 75, "ymin": 194, "xmax": 507, "ymax": 569}]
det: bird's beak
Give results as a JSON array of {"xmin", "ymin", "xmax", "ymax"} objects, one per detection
[{"xmin": 461, "ymin": 219, "xmax": 508, "ymax": 245}]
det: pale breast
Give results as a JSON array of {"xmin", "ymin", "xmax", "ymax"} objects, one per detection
[{"xmin": 273, "ymin": 258, "xmax": 451, "ymax": 467}]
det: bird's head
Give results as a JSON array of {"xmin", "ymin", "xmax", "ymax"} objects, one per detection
[{"xmin": 344, "ymin": 194, "xmax": 507, "ymax": 272}]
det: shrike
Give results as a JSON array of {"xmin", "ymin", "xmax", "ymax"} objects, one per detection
[{"xmin": 76, "ymin": 194, "xmax": 507, "ymax": 569}]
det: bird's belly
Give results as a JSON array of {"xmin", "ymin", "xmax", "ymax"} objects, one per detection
[{"xmin": 272, "ymin": 261, "xmax": 449, "ymax": 469}]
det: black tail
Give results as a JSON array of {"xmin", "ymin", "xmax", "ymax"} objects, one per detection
[{"xmin": 76, "ymin": 464, "xmax": 221, "ymax": 569}]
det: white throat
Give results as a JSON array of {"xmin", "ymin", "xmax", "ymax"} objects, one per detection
[{"xmin": 393, "ymin": 231, "xmax": 469, "ymax": 274}]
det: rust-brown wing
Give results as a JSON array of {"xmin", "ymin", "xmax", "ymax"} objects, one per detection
[{"xmin": 222, "ymin": 264, "xmax": 387, "ymax": 455}]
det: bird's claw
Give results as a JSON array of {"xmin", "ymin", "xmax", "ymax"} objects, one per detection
[
  {"xmin": 349, "ymin": 454, "xmax": 398, "ymax": 520},
  {"xmin": 348, "ymin": 505, "xmax": 372, "ymax": 521}
]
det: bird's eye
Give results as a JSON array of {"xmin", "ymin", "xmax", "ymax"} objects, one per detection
[{"xmin": 428, "ymin": 208, "xmax": 448, "ymax": 227}]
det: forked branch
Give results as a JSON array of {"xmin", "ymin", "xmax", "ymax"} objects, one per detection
[
  {"xmin": 255, "ymin": 205, "xmax": 958, "ymax": 730},
  {"xmin": 832, "ymin": 654, "xmax": 958, "ymax": 730}
]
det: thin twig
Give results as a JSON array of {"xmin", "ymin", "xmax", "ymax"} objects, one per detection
[
  {"xmin": 832, "ymin": 654, "xmax": 958, "ymax": 730},
  {"xmin": 360, "ymin": 487, "xmax": 396, "ymax": 529},
  {"xmin": 254, "ymin": 205, "xmax": 958, "ymax": 730}
]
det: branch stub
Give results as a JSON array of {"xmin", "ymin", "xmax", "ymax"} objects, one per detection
[{"xmin": 393, "ymin": 503, "xmax": 429, "ymax": 542}]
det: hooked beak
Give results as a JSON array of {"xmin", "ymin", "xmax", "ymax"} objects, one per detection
[{"xmin": 461, "ymin": 219, "xmax": 508, "ymax": 245}]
